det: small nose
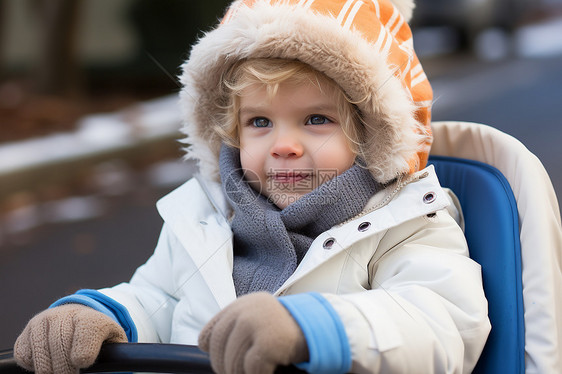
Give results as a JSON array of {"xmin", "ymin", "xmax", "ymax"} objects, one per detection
[{"xmin": 270, "ymin": 131, "xmax": 303, "ymax": 158}]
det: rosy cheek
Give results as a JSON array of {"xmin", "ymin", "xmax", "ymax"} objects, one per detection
[
  {"xmin": 321, "ymin": 151, "xmax": 350, "ymax": 173},
  {"xmin": 238, "ymin": 153, "xmax": 264, "ymax": 193}
]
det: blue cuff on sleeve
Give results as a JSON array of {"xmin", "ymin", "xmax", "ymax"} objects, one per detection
[
  {"xmin": 279, "ymin": 292, "xmax": 351, "ymax": 374},
  {"xmin": 50, "ymin": 289, "xmax": 138, "ymax": 343}
]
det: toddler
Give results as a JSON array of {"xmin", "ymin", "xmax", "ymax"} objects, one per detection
[{"xmin": 15, "ymin": 1, "xmax": 490, "ymax": 373}]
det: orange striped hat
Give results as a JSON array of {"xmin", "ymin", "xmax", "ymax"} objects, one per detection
[{"xmin": 180, "ymin": 0, "xmax": 433, "ymax": 184}]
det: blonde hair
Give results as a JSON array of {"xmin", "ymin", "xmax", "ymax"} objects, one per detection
[{"xmin": 214, "ymin": 58, "xmax": 364, "ymax": 156}]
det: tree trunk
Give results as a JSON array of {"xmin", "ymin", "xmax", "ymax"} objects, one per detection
[{"xmin": 34, "ymin": 0, "xmax": 81, "ymax": 96}]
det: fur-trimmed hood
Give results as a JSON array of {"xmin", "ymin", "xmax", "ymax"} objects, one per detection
[{"xmin": 179, "ymin": 0, "xmax": 432, "ymax": 184}]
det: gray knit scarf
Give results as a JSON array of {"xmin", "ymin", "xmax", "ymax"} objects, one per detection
[{"xmin": 219, "ymin": 144, "xmax": 383, "ymax": 296}]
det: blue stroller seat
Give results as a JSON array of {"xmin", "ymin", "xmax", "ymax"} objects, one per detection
[
  {"xmin": 430, "ymin": 121, "xmax": 562, "ymax": 373},
  {"xmin": 429, "ymin": 155, "xmax": 524, "ymax": 373}
]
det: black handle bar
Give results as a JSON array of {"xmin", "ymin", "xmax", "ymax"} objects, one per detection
[{"xmin": 0, "ymin": 343, "xmax": 306, "ymax": 373}]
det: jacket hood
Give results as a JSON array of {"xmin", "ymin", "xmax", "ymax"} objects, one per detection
[{"xmin": 179, "ymin": 0, "xmax": 433, "ymax": 184}]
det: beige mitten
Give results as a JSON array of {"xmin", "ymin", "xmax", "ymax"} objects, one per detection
[
  {"xmin": 14, "ymin": 303, "xmax": 127, "ymax": 374},
  {"xmin": 198, "ymin": 292, "xmax": 309, "ymax": 374}
]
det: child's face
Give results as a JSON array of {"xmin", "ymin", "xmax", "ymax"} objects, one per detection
[{"xmin": 238, "ymin": 80, "xmax": 356, "ymax": 209}]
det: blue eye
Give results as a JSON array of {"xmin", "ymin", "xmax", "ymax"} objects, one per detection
[
  {"xmin": 307, "ymin": 115, "xmax": 330, "ymax": 125},
  {"xmin": 252, "ymin": 117, "xmax": 271, "ymax": 128}
]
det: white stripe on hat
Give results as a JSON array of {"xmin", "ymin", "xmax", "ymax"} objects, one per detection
[
  {"xmin": 398, "ymin": 42, "xmax": 414, "ymax": 59},
  {"xmin": 337, "ymin": 0, "xmax": 356, "ymax": 25},
  {"xmin": 381, "ymin": 26, "xmax": 393, "ymax": 54},
  {"xmin": 302, "ymin": 0, "xmax": 316, "ymax": 9},
  {"xmin": 411, "ymin": 70, "xmax": 428, "ymax": 87},
  {"xmin": 390, "ymin": 13, "xmax": 405, "ymax": 36},
  {"xmin": 373, "ymin": 21, "xmax": 388, "ymax": 51},
  {"xmin": 371, "ymin": 0, "xmax": 380, "ymax": 17},
  {"xmin": 385, "ymin": 7, "xmax": 399, "ymax": 32},
  {"xmin": 411, "ymin": 63, "xmax": 423, "ymax": 77},
  {"xmin": 415, "ymin": 100, "xmax": 433, "ymax": 107},
  {"xmin": 343, "ymin": 1, "xmax": 364, "ymax": 31}
]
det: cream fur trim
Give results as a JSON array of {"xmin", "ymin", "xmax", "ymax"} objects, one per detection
[{"xmin": 179, "ymin": 2, "xmax": 425, "ymax": 184}]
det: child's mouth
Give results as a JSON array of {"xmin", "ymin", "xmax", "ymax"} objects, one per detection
[{"xmin": 270, "ymin": 172, "xmax": 312, "ymax": 183}]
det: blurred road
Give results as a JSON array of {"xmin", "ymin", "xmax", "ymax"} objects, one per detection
[
  {"xmin": 428, "ymin": 53, "xmax": 562, "ymax": 208},
  {"xmin": 1, "ymin": 27, "xmax": 561, "ymax": 349}
]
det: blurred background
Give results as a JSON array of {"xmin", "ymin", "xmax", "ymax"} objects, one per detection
[{"xmin": 1, "ymin": 0, "xmax": 561, "ymax": 349}]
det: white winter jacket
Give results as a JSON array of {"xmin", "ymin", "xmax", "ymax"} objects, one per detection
[{"xmin": 99, "ymin": 165, "xmax": 491, "ymax": 373}]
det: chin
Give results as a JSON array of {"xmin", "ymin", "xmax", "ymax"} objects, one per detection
[{"xmin": 267, "ymin": 192, "xmax": 306, "ymax": 209}]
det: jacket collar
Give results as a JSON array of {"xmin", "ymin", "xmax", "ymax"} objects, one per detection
[
  {"xmin": 275, "ymin": 165, "xmax": 450, "ymax": 293},
  {"xmin": 156, "ymin": 175, "xmax": 236, "ymax": 309},
  {"xmin": 157, "ymin": 166, "xmax": 448, "ymax": 303}
]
